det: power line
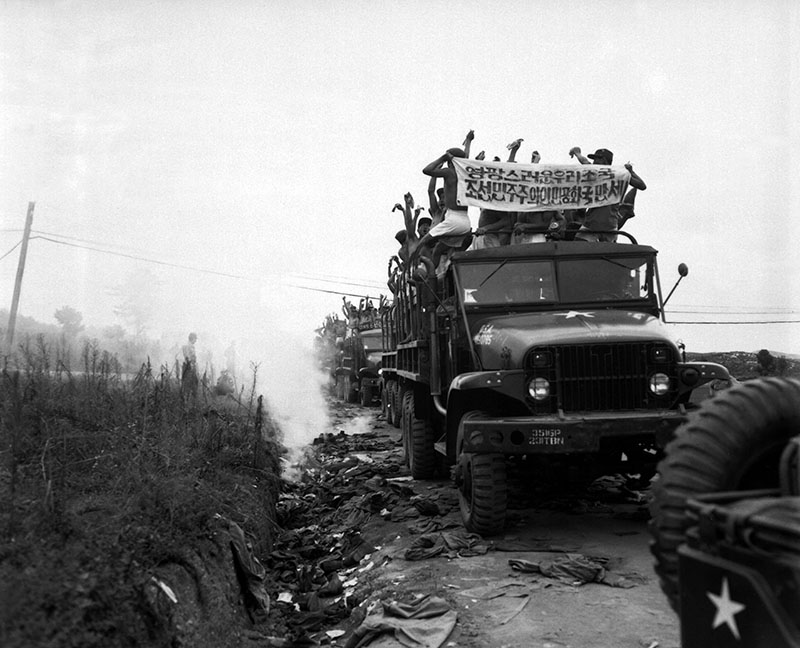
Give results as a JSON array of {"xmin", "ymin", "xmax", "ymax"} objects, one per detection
[
  {"xmin": 668, "ymin": 320, "xmax": 800, "ymax": 325},
  {"xmin": 670, "ymin": 309, "xmax": 800, "ymax": 315},
  {"xmin": 32, "ymin": 236, "xmax": 257, "ymax": 281},
  {"xmin": 28, "ymin": 235, "xmax": 388, "ymax": 297},
  {"xmin": 30, "ymin": 229, "xmax": 157, "ymax": 256},
  {"xmin": 0, "ymin": 240, "xmax": 22, "ymax": 261},
  {"xmin": 286, "ymin": 274, "xmax": 386, "ymax": 291},
  {"xmin": 285, "ymin": 284, "xmax": 382, "ymax": 300}
]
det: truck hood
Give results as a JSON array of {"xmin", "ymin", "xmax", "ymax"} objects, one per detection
[{"xmin": 469, "ymin": 310, "xmax": 672, "ymax": 370}]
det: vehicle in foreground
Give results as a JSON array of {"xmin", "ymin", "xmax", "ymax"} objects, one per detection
[{"xmin": 649, "ymin": 377, "xmax": 800, "ymax": 647}]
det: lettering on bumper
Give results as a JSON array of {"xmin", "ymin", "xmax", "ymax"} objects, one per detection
[{"xmin": 529, "ymin": 428, "xmax": 564, "ymax": 446}]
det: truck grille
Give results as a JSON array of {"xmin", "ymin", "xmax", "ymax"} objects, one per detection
[{"xmin": 525, "ymin": 342, "xmax": 674, "ymax": 412}]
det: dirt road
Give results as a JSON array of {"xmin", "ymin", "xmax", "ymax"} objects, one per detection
[{"xmin": 275, "ymin": 400, "xmax": 680, "ymax": 648}]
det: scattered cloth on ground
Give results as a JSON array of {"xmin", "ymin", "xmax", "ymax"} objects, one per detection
[
  {"xmin": 493, "ymin": 538, "xmax": 576, "ymax": 553},
  {"xmin": 406, "ymin": 517, "xmax": 461, "ymax": 535},
  {"xmin": 456, "ymin": 579, "xmax": 531, "ymax": 600},
  {"xmin": 508, "ymin": 553, "xmax": 646, "ymax": 588},
  {"xmin": 344, "ymin": 595, "xmax": 457, "ymax": 648},
  {"xmin": 228, "ymin": 519, "xmax": 270, "ymax": 623},
  {"xmin": 411, "ymin": 497, "xmax": 441, "ymax": 517},
  {"xmin": 404, "ymin": 531, "xmax": 489, "ymax": 561}
]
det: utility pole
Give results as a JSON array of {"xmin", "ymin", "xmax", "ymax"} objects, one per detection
[{"xmin": 5, "ymin": 201, "xmax": 35, "ymax": 351}]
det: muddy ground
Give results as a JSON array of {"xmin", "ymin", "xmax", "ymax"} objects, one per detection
[{"xmin": 267, "ymin": 399, "xmax": 680, "ymax": 648}]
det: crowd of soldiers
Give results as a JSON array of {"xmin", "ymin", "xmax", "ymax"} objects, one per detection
[{"xmin": 392, "ymin": 131, "xmax": 647, "ymax": 278}]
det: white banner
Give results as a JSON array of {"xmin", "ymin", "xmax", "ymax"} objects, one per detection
[{"xmin": 452, "ymin": 158, "xmax": 631, "ymax": 212}]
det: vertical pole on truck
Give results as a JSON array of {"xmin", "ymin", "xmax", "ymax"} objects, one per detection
[{"xmin": 5, "ymin": 201, "xmax": 36, "ymax": 351}]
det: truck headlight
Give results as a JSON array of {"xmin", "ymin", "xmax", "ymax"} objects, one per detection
[
  {"xmin": 649, "ymin": 372, "xmax": 671, "ymax": 395},
  {"xmin": 528, "ymin": 377, "xmax": 550, "ymax": 400}
]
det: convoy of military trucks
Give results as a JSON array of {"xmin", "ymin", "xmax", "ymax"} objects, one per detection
[{"xmin": 314, "ymin": 149, "xmax": 800, "ymax": 645}]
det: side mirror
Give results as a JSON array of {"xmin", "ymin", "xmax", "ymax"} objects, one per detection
[{"xmin": 663, "ymin": 263, "xmax": 689, "ymax": 308}]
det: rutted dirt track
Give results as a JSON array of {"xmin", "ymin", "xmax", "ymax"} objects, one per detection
[{"xmin": 272, "ymin": 399, "xmax": 680, "ymax": 648}]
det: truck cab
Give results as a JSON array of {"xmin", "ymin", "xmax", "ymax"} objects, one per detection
[
  {"xmin": 334, "ymin": 326, "xmax": 383, "ymax": 405},
  {"xmin": 386, "ymin": 235, "xmax": 731, "ymax": 534}
]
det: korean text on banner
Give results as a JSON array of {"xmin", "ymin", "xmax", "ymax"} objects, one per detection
[{"xmin": 451, "ymin": 158, "xmax": 632, "ymax": 213}]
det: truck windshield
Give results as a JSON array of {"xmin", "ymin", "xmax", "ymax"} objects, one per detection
[
  {"xmin": 458, "ymin": 260, "xmax": 557, "ymax": 305},
  {"xmin": 361, "ymin": 331, "xmax": 383, "ymax": 352},
  {"xmin": 455, "ymin": 256, "xmax": 652, "ymax": 306},
  {"xmin": 558, "ymin": 256, "xmax": 650, "ymax": 302}
]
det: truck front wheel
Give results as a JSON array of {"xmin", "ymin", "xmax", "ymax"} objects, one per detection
[
  {"xmin": 458, "ymin": 453, "xmax": 507, "ymax": 536},
  {"xmin": 360, "ymin": 384, "xmax": 373, "ymax": 407},
  {"xmin": 335, "ymin": 376, "xmax": 346, "ymax": 401}
]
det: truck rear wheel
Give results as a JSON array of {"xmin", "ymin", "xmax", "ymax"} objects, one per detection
[
  {"xmin": 390, "ymin": 381, "xmax": 402, "ymax": 428},
  {"xmin": 649, "ymin": 377, "xmax": 800, "ymax": 612},
  {"xmin": 458, "ymin": 453, "xmax": 507, "ymax": 536},
  {"xmin": 400, "ymin": 389, "xmax": 413, "ymax": 467},
  {"xmin": 406, "ymin": 392, "xmax": 436, "ymax": 479},
  {"xmin": 384, "ymin": 380, "xmax": 395, "ymax": 422},
  {"xmin": 380, "ymin": 383, "xmax": 388, "ymax": 417}
]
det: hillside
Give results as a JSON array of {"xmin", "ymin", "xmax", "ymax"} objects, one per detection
[{"xmin": 685, "ymin": 350, "xmax": 800, "ymax": 380}]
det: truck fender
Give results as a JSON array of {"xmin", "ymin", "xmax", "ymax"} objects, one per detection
[{"xmin": 675, "ymin": 361, "xmax": 732, "ymax": 395}]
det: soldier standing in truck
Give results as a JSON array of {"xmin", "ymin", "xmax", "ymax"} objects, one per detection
[
  {"xmin": 569, "ymin": 147, "xmax": 647, "ymax": 242},
  {"xmin": 414, "ymin": 136, "xmax": 475, "ymax": 270}
]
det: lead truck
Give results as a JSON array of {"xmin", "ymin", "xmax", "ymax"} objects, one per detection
[{"xmin": 380, "ymin": 156, "xmax": 732, "ymax": 535}]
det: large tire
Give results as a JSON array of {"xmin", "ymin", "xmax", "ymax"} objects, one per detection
[
  {"xmin": 380, "ymin": 382, "xmax": 388, "ymax": 417},
  {"xmin": 400, "ymin": 389, "xmax": 413, "ymax": 467},
  {"xmin": 346, "ymin": 379, "xmax": 358, "ymax": 403},
  {"xmin": 360, "ymin": 384, "xmax": 373, "ymax": 407},
  {"xmin": 458, "ymin": 453, "xmax": 507, "ymax": 536},
  {"xmin": 384, "ymin": 380, "xmax": 395, "ymax": 422},
  {"xmin": 649, "ymin": 377, "xmax": 800, "ymax": 612},
  {"xmin": 407, "ymin": 392, "xmax": 436, "ymax": 479},
  {"xmin": 335, "ymin": 376, "xmax": 346, "ymax": 401},
  {"xmin": 390, "ymin": 381, "xmax": 402, "ymax": 428}
]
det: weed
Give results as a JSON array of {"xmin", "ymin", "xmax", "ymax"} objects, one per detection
[{"xmin": 0, "ymin": 338, "xmax": 282, "ymax": 647}]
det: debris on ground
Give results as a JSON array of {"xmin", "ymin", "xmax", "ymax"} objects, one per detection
[{"xmin": 344, "ymin": 594, "xmax": 457, "ymax": 648}]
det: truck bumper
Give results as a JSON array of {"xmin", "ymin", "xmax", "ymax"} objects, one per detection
[{"xmin": 460, "ymin": 409, "xmax": 685, "ymax": 454}]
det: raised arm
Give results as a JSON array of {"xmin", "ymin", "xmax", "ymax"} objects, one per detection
[
  {"xmin": 427, "ymin": 175, "xmax": 439, "ymax": 214},
  {"xmin": 403, "ymin": 192, "xmax": 417, "ymax": 241},
  {"xmin": 507, "ymin": 138, "xmax": 523, "ymax": 163},
  {"xmin": 423, "ymin": 153, "xmax": 450, "ymax": 177},
  {"xmin": 569, "ymin": 146, "xmax": 591, "ymax": 165},
  {"xmin": 463, "ymin": 130, "xmax": 475, "ymax": 158},
  {"xmin": 624, "ymin": 163, "xmax": 647, "ymax": 190}
]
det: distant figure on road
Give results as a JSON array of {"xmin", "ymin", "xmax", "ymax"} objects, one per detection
[
  {"xmin": 181, "ymin": 332, "xmax": 198, "ymax": 399},
  {"xmin": 224, "ymin": 340, "xmax": 237, "ymax": 376}
]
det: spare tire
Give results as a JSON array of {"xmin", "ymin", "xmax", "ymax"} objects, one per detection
[{"xmin": 649, "ymin": 377, "xmax": 800, "ymax": 612}]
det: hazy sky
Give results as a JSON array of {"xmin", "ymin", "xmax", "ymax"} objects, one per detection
[{"xmin": 2, "ymin": 0, "xmax": 799, "ymax": 360}]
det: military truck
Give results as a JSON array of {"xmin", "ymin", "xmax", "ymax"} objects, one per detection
[
  {"xmin": 334, "ymin": 325, "xmax": 383, "ymax": 406},
  {"xmin": 381, "ymin": 232, "xmax": 732, "ymax": 535}
]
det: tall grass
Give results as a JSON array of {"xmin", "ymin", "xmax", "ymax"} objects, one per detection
[{"xmin": 0, "ymin": 336, "xmax": 283, "ymax": 646}]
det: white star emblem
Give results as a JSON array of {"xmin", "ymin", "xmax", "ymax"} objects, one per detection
[
  {"xmin": 562, "ymin": 311, "xmax": 595, "ymax": 319},
  {"xmin": 707, "ymin": 577, "xmax": 745, "ymax": 640}
]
